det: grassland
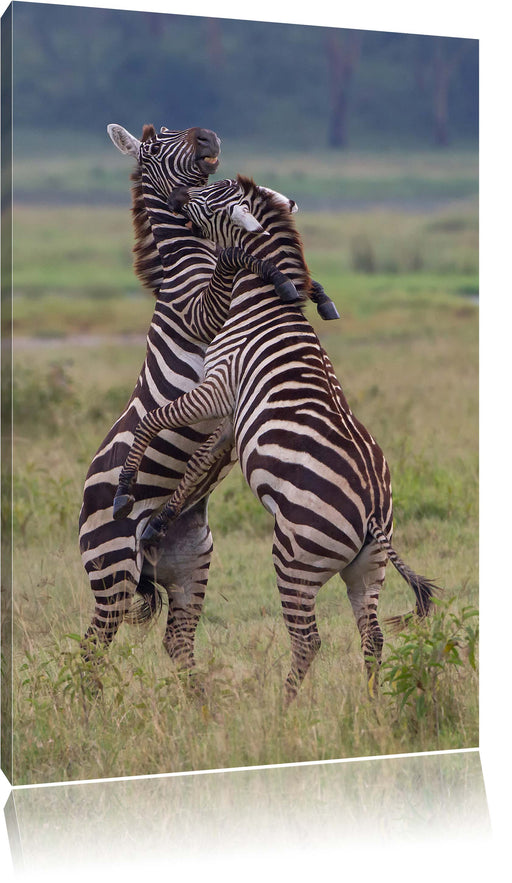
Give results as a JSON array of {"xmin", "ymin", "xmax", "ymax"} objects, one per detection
[{"xmin": 6, "ymin": 148, "xmax": 478, "ymax": 785}]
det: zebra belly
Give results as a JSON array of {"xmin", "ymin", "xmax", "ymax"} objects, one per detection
[{"xmin": 143, "ymin": 498, "xmax": 212, "ymax": 594}]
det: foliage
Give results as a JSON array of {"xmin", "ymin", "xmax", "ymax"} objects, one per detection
[
  {"xmin": 380, "ymin": 599, "xmax": 478, "ymax": 740},
  {"xmin": 12, "ymin": 192, "xmax": 478, "ymax": 309},
  {"xmin": 12, "ymin": 361, "xmax": 76, "ymax": 429}
]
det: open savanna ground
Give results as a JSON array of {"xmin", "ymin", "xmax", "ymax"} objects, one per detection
[{"xmin": 7, "ymin": 149, "xmax": 478, "ymax": 785}]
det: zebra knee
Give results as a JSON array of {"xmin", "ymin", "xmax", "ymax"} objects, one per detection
[{"xmin": 360, "ymin": 617, "xmax": 383, "ymax": 647}]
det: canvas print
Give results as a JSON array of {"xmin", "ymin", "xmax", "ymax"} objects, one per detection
[
  {"xmin": 1, "ymin": 1, "xmax": 479, "ymax": 786},
  {"xmin": 4, "ymin": 751, "xmax": 491, "ymax": 876}
]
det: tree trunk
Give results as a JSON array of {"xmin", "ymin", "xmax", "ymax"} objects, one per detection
[
  {"xmin": 326, "ymin": 30, "xmax": 361, "ymax": 149},
  {"xmin": 206, "ymin": 17, "xmax": 225, "ymax": 69},
  {"xmin": 433, "ymin": 40, "xmax": 450, "ymax": 146},
  {"xmin": 432, "ymin": 38, "xmax": 469, "ymax": 147}
]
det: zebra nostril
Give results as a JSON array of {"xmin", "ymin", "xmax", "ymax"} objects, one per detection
[{"xmin": 196, "ymin": 130, "xmax": 221, "ymax": 157}]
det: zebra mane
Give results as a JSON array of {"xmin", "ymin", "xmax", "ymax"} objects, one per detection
[
  {"xmin": 129, "ymin": 124, "xmax": 163, "ymax": 298},
  {"xmin": 236, "ymin": 175, "xmax": 312, "ymax": 301}
]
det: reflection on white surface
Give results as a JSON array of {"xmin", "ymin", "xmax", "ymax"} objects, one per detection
[{"xmin": 4, "ymin": 750, "xmax": 489, "ymax": 881}]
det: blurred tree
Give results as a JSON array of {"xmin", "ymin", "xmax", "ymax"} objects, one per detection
[
  {"xmin": 10, "ymin": 5, "xmax": 478, "ymax": 151},
  {"xmin": 325, "ymin": 29, "xmax": 362, "ymax": 148},
  {"xmin": 206, "ymin": 17, "xmax": 225, "ymax": 69},
  {"xmin": 431, "ymin": 37, "xmax": 472, "ymax": 146}
]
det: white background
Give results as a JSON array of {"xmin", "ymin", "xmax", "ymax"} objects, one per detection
[{"xmin": 1, "ymin": 1, "xmax": 508, "ymax": 880}]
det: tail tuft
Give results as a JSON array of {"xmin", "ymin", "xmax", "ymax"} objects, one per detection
[
  {"xmin": 367, "ymin": 517, "xmax": 442, "ymax": 628},
  {"xmin": 124, "ymin": 575, "xmax": 164, "ymax": 626}
]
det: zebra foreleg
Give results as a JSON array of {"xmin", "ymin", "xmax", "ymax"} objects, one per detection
[
  {"xmin": 140, "ymin": 419, "xmax": 235, "ymax": 553},
  {"xmin": 217, "ymin": 247, "xmax": 300, "ymax": 303},
  {"xmin": 114, "ymin": 374, "xmax": 232, "ymax": 521}
]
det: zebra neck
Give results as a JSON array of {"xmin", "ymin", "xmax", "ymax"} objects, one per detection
[
  {"xmin": 130, "ymin": 170, "xmax": 163, "ymax": 297},
  {"xmin": 142, "ymin": 191, "xmax": 216, "ymax": 277},
  {"xmin": 224, "ymin": 289, "xmax": 308, "ymax": 328},
  {"xmin": 131, "ymin": 170, "xmax": 215, "ymax": 295}
]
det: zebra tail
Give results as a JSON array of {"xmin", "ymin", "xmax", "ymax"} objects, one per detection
[
  {"xmin": 367, "ymin": 517, "xmax": 442, "ymax": 631},
  {"xmin": 123, "ymin": 574, "xmax": 164, "ymax": 626}
]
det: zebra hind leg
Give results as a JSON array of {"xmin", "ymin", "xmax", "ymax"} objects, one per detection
[
  {"xmin": 81, "ymin": 575, "xmax": 138, "ymax": 659},
  {"xmin": 79, "ymin": 575, "xmax": 138, "ymax": 696},
  {"xmin": 278, "ymin": 581, "xmax": 322, "ymax": 707},
  {"xmin": 341, "ymin": 542, "xmax": 387, "ymax": 697}
]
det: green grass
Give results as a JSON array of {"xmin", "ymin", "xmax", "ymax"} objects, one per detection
[
  {"xmin": 8, "ymin": 270, "xmax": 478, "ymax": 784},
  {"xmin": 12, "ymin": 199, "xmax": 477, "ymax": 335},
  {"xmin": 14, "ymin": 136, "xmax": 478, "ymax": 207}
]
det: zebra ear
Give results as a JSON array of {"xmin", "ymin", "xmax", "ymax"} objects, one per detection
[
  {"xmin": 259, "ymin": 186, "xmax": 298, "ymax": 214},
  {"xmin": 160, "ymin": 126, "xmax": 170, "ymax": 133},
  {"xmin": 168, "ymin": 186, "xmax": 191, "ymax": 214},
  {"xmin": 107, "ymin": 124, "xmax": 141, "ymax": 158},
  {"xmin": 231, "ymin": 205, "xmax": 269, "ymax": 235}
]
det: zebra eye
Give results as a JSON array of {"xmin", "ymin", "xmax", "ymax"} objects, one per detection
[{"xmin": 142, "ymin": 140, "xmax": 161, "ymax": 157}]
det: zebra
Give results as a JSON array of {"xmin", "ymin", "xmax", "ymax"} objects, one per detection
[
  {"xmin": 114, "ymin": 175, "xmax": 440, "ymax": 704},
  {"xmin": 78, "ymin": 124, "xmax": 306, "ymax": 672}
]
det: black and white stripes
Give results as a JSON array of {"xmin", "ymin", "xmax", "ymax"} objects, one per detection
[
  {"xmin": 114, "ymin": 175, "xmax": 439, "ymax": 703},
  {"xmin": 79, "ymin": 125, "xmax": 305, "ymax": 671},
  {"xmin": 79, "ymin": 124, "xmax": 224, "ymax": 665}
]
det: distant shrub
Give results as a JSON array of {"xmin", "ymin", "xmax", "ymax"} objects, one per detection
[
  {"xmin": 350, "ymin": 234, "xmax": 376, "ymax": 273},
  {"xmin": 12, "ymin": 361, "xmax": 76, "ymax": 432},
  {"xmin": 85, "ymin": 385, "xmax": 131, "ymax": 424}
]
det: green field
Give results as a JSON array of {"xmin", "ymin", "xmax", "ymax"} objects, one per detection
[{"xmin": 7, "ymin": 149, "xmax": 478, "ymax": 784}]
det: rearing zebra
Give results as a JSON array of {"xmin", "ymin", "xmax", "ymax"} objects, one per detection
[
  {"xmin": 79, "ymin": 124, "xmax": 303, "ymax": 670},
  {"xmin": 114, "ymin": 175, "xmax": 440, "ymax": 703}
]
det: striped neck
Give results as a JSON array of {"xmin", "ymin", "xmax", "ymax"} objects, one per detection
[{"xmin": 130, "ymin": 165, "xmax": 215, "ymax": 296}]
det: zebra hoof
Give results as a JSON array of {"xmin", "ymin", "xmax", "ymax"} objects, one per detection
[
  {"xmin": 113, "ymin": 492, "xmax": 135, "ymax": 520},
  {"xmin": 141, "ymin": 522, "xmax": 165, "ymax": 548},
  {"xmin": 275, "ymin": 279, "xmax": 300, "ymax": 303},
  {"xmin": 317, "ymin": 299, "xmax": 340, "ymax": 320}
]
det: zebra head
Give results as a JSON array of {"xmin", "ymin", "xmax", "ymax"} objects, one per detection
[
  {"xmin": 167, "ymin": 175, "xmax": 298, "ymax": 247},
  {"xmin": 107, "ymin": 123, "xmax": 221, "ymax": 192}
]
